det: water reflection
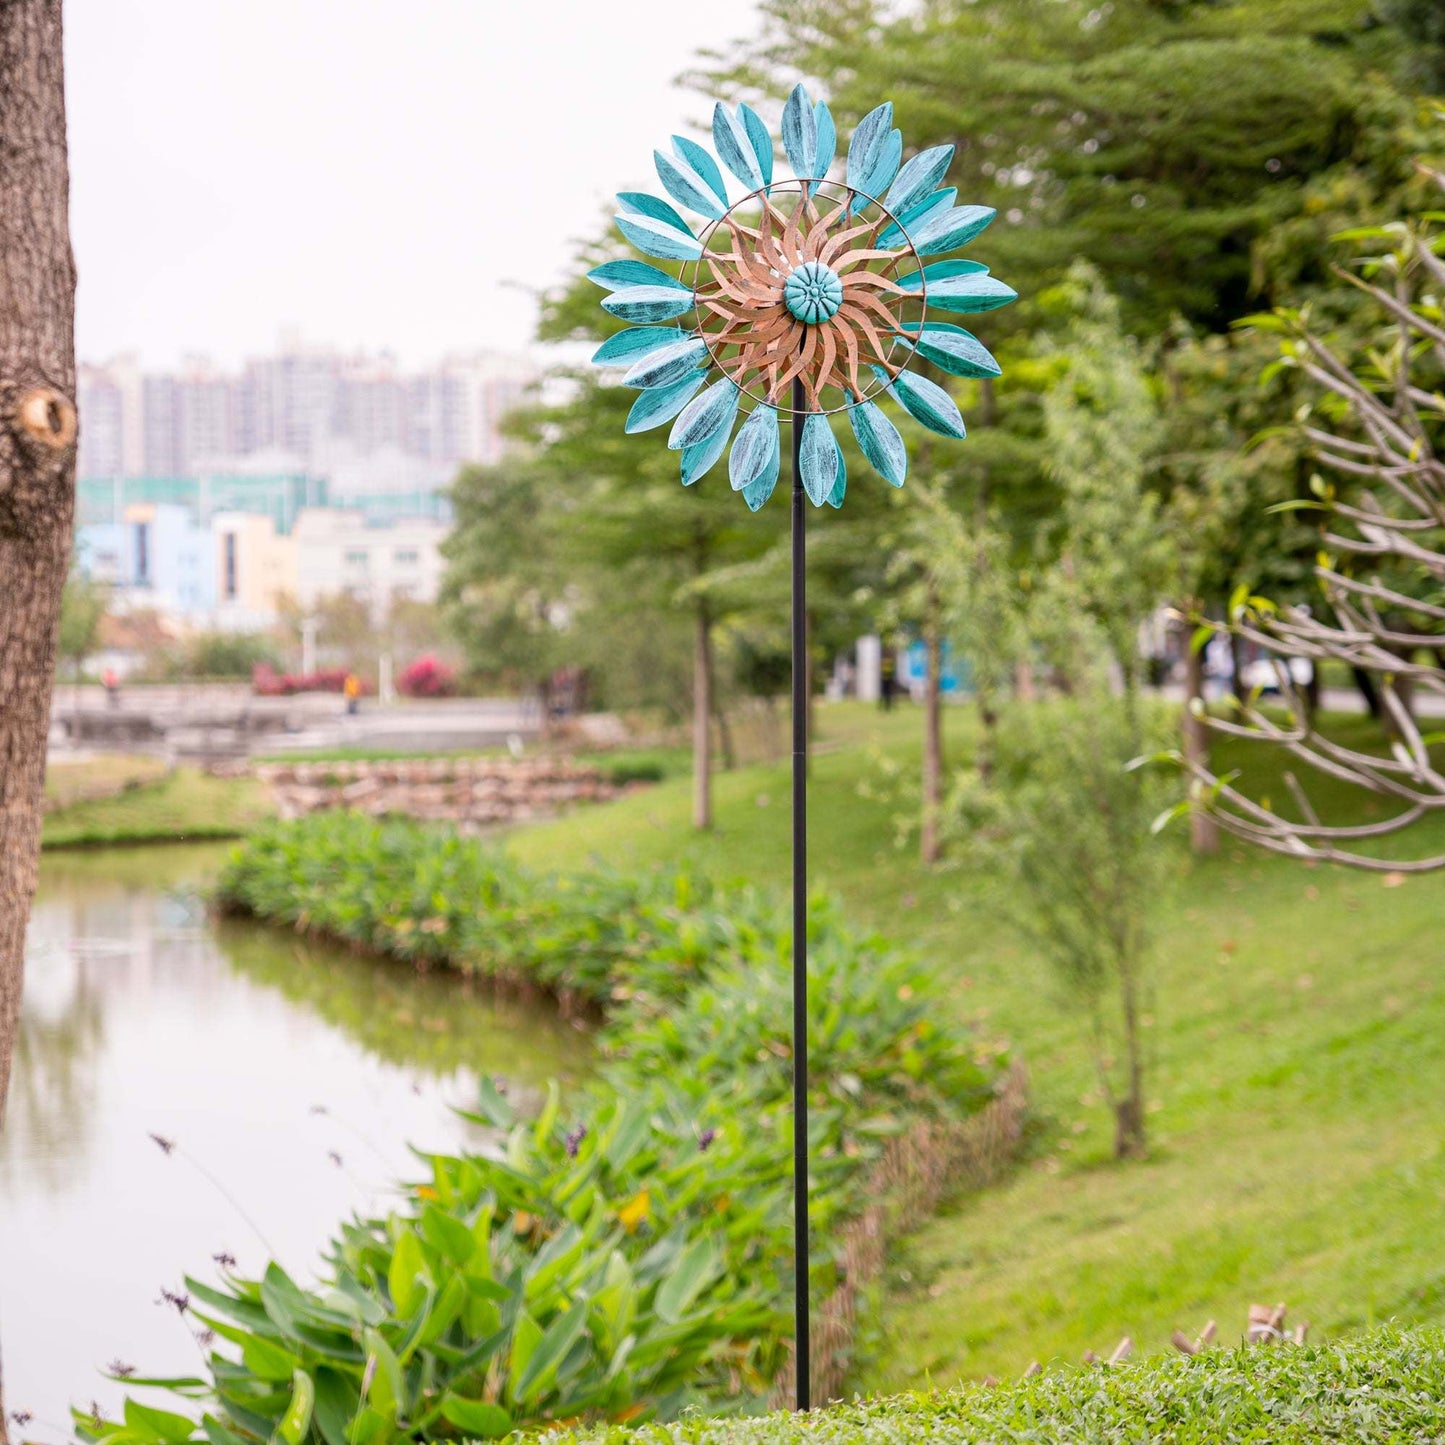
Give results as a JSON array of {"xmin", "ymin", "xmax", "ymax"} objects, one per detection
[{"xmin": 1, "ymin": 844, "xmax": 586, "ymax": 1440}]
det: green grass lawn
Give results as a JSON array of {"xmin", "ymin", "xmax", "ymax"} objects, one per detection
[
  {"xmin": 41, "ymin": 765, "xmax": 274, "ymax": 848},
  {"xmin": 507, "ymin": 701, "xmax": 1445, "ymax": 1390}
]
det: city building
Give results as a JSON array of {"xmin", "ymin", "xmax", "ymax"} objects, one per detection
[
  {"xmin": 213, "ymin": 512, "xmax": 298, "ymax": 631},
  {"xmin": 75, "ymin": 338, "xmax": 535, "ymax": 483},
  {"xmin": 292, "ymin": 507, "xmax": 448, "ymax": 620}
]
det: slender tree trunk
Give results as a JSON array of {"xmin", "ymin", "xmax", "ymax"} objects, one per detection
[
  {"xmin": 1115, "ymin": 964, "xmax": 1147, "ymax": 1159},
  {"xmin": 1013, "ymin": 657, "xmax": 1035, "ymax": 702},
  {"xmin": 1182, "ymin": 634, "xmax": 1220, "ymax": 855},
  {"xmin": 707, "ymin": 644, "xmax": 735, "ymax": 771},
  {"xmin": 1351, "ymin": 664, "xmax": 1382, "ymax": 721},
  {"xmin": 692, "ymin": 603, "xmax": 712, "ymax": 830},
  {"xmin": 0, "ymin": 6, "xmax": 77, "ymax": 1431},
  {"xmin": 1228, "ymin": 628, "xmax": 1248, "ymax": 708},
  {"xmin": 921, "ymin": 584, "xmax": 944, "ymax": 864}
]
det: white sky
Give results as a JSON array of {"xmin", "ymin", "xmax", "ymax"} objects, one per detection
[{"xmin": 63, "ymin": 0, "xmax": 762, "ymax": 370}]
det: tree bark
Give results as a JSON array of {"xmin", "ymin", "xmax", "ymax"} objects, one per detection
[
  {"xmin": 692, "ymin": 603, "xmax": 712, "ymax": 830},
  {"xmin": 921, "ymin": 584, "xmax": 944, "ymax": 865},
  {"xmin": 0, "ymin": 0, "xmax": 77, "ymax": 1126},
  {"xmin": 0, "ymin": 5, "xmax": 77, "ymax": 1432},
  {"xmin": 1182, "ymin": 634, "xmax": 1220, "ymax": 855}
]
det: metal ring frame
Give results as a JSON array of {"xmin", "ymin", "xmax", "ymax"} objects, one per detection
[{"xmin": 681, "ymin": 177, "xmax": 929, "ymax": 418}]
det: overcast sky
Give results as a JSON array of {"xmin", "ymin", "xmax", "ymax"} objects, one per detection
[{"xmin": 64, "ymin": 0, "xmax": 761, "ymax": 370}]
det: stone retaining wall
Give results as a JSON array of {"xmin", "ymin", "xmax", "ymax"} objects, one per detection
[{"xmin": 254, "ymin": 758, "xmax": 621, "ymax": 826}]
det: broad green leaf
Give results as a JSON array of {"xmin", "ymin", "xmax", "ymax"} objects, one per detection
[
  {"xmin": 439, "ymin": 1397, "xmax": 514, "ymax": 1440},
  {"xmin": 269, "ymin": 1370, "xmax": 314, "ymax": 1445},
  {"xmin": 506, "ymin": 1311, "xmax": 544, "ymax": 1402},
  {"xmin": 361, "ymin": 1328, "xmax": 403, "ymax": 1418},
  {"xmin": 515, "ymin": 1300, "xmax": 590, "ymax": 1405},
  {"xmin": 241, "ymin": 1334, "xmax": 300, "ymax": 1383},
  {"xmin": 387, "ymin": 1227, "xmax": 427, "ymax": 1317},
  {"xmin": 123, "ymin": 1400, "xmax": 198, "ymax": 1443},
  {"xmin": 310, "ymin": 1368, "xmax": 357, "ymax": 1445},
  {"xmin": 655, "ymin": 1238, "xmax": 722, "ymax": 1324}
]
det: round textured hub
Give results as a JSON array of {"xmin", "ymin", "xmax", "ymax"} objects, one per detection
[{"xmin": 783, "ymin": 260, "xmax": 844, "ymax": 325}]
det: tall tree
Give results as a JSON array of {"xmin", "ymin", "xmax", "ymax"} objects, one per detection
[
  {"xmin": 701, "ymin": 0, "xmax": 1421, "ymax": 336},
  {"xmin": 0, "ymin": 0, "xmax": 77, "ymax": 1124},
  {"xmin": 1184, "ymin": 175, "xmax": 1445, "ymax": 868},
  {"xmin": 0, "ymin": 3, "xmax": 77, "ymax": 1434}
]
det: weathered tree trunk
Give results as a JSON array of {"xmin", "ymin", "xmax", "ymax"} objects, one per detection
[
  {"xmin": 1, "ymin": 0, "xmax": 77, "ymax": 1126},
  {"xmin": 692, "ymin": 603, "xmax": 712, "ymax": 830},
  {"xmin": 1182, "ymin": 634, "xmax": 1219, "ymax": 855},
  {"xmin": 920, "ymin": 584, "xmax": 944, "ymax": 864},
  {"xmin": 0, "ymin": 4, "xmax": 78, "ymax": 1432}
]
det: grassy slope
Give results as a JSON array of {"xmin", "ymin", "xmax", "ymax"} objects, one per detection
[
  {"xmin": 508, "ymin": 702, "xmax": 1445, "ymax": 1389},
  {"xmin": 41, "ymin": 765, "xmax": 273, "ymax": 847}
]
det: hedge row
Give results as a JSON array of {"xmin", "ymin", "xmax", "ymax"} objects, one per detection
[{"xmin": 544, "ymin": 1327, "xmax": 1445, "ymax": 1444}]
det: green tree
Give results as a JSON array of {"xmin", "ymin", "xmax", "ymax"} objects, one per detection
[
  {"xmin": 56, "ymin": 560, "xmax": 107, "ymax": 693},
  {"xmin": 1033, "ymin": 261, "xmax": 1172, "ymax": 700},
  {"xmin": 953, "ymin": 692, "xmax": 1171, "ymax": 1158},
  {"xmin": 441, "ymin": 458, "xmax": 565, "ymax": 702},
  {"xmin": 703, "ymin": 0, "xmax": 1422, "ymax": 335}
]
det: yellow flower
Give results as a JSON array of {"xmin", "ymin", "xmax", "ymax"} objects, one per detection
[{"xmin": 618, "ymin": 1190, "xmax": 651, "ymax": 1233}]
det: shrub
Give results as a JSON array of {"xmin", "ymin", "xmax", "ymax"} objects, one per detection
[
  {"xmin": 252, "ymin": 664, "xmax": 371, "ymax": 697},
  {"xmin": 397, "ymin": 653, "xmax": 458, "ymax": 698},
  {"xmin": 82, "ymin": 814, "xmax": 1004, "ymax": 1442}
]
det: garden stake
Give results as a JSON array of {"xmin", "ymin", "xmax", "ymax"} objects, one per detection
[{"xmin": 590, "ymin": 85, "xmax": 1015, "ymax": 1411}]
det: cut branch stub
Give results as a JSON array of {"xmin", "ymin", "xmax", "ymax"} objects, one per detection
[{"xmin": 17, "ymin": 386, "xmax": 77, "ymax": 451}]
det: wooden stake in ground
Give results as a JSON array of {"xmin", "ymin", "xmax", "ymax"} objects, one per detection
[{"xmin": 0, "ymin": 0, "xmax": 78, "ymax": 1123}]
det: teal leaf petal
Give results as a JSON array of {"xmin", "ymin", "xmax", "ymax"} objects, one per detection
[
  {"xmin": 681, "ymin": 414, "xmax": 733, "ymax": 485},
  {"xmin": 894, "ymin": 258, "xmax": 989, "ymax": 292},
  {"xmin": 669, "ymin": 378, "xmax": 739, "ymax": 451},
  {"xmin": 614, "ymin": 213, "xmax": 703, "ymax": 262},
  {"xmin": 854, "ymin": 128, "xmax": 902, "ymax": 208},
  {"xmin": 846, "ymin": 102, "xmax": 895, "ymax": 196},
  {"xmin": 848, "ymin": 398, "xmax": 907, "ymax": 486},
  {"xmin": 918, "ymin": 272, "xmax": 1016, "ymax": 315},
  {"xmin": 873, "ymin": 365, "xmax": 966, "ymax": 439},
  {"xmin": 673, "ymin": 136, "xmax": 729, "ymax": 210},
  {"xmin": 728, "ymin": 404, "xmax": 779, "ymax": 492},
  {"xmin": 901, "ymin": 322, "xmax": 1001, "ymax": 378},
  {"xmin": 742, "ymin": 421, "xmax": 781, "ymax": 511},
  {"xmin": 623, "ymin": 337, "xmax": 708, "ymax": 389},
  {"xmin": 884, "ymin": 145, "xmax": 955, "ymax": 220},
  {"xmin": 713, "ymin": 103, "xmax": 765, "ymax": 190},
  {"xmin": 588, "ymin": 259, "xmax": 688, "ymax": 293},
  {"xmin": 826, "ymin": 450, "xmax": 848, "ymax": 509},
  {"xmin": 913, "ymin": 204, "xmax": 997, "ymax": 257},
  {"xmin": 655, "ymin": 150, "xmax": 726, "ymax": 220},
  {"xmin": 601, "ymin": 285, "xmax": 697, "ymax": 324},
  {"xmin": 799, "ymin": 412, "xmax": 842, "ymax": 507},
  {"xmin": 617, "ymin": 191, "xmax": 691, "ymax": 230},
  {"xmin": 782, "ymin": 84, "xmax": 818, "ymax": 181},
  {"xmin": 592, "ymin": 326, "xmax": 689, "ymax": 366},
  {"xmin": 741, "ymin": 104, "xmax": 775, "ymax": 188},
  {"xmin": 813, "ymin": 101, "xmax": 837, "ymax": 179},
  {"xmin": 879, "ymin": 188, "xmax": 956, "ymax": 248},
  {"xmin": 626, "ymin": 373, "xmax": 706, "ymax": 433}
]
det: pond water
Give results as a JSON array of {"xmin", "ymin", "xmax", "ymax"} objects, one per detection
[{"xmin": 1, "ymin": 844, "xmax": 587, "ymax": 1440}]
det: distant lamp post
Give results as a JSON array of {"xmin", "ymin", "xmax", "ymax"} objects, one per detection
[{"xmin": 592, "ymin": 86, "xmax": 1014, "ymax": 1411}]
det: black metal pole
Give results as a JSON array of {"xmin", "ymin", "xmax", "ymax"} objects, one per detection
[{"xmin": 790, "ymin": 374, "xmax": 810, "ymax": 1412}]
